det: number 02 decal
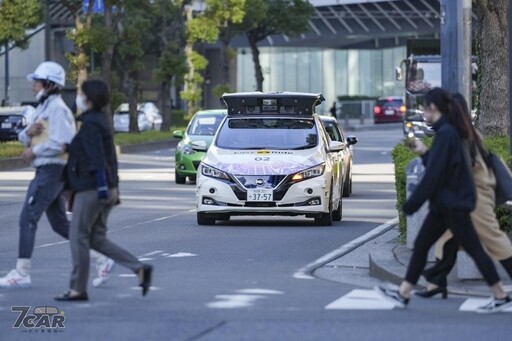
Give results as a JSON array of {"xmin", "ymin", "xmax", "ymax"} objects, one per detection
[{"xmin": 255, "ymin": 157, "xmax": 270, "ymax": 161}]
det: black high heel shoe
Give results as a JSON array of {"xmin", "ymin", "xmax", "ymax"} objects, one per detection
[{"xmin": 415, "ymin": 287, "xmax": 448, "ymax": 299}]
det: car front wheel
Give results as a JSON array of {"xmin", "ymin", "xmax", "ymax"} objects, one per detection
[
  {"xmin": 197, "ymin": 212, "xmax": 216, "ymax": 225},
  {"xmin": 175, "ymin": 169, "xmax": 186, "ymax": 184}
]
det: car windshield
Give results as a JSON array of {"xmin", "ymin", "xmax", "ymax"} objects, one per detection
[
  {"xmin": 187, "ymin": 115, "xmax": 224, "ymax": 136},
  {"xmin": 406, "ymin": 62, "xmax": 441, "ymax": 93},
  {"xmin": 216, "ymin": 118, "xmax": 318, "ymax": 150},
  {"xmin": 377, "ymin": 99, "xmax": 402, "ymax": 108}
]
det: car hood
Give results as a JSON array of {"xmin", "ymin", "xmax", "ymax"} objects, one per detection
[
  {"xmin": 202, "ymin": 147, "xmax": 325, "ymax": 175},
  {"xmin": 183, "ymin": 135, "xmax": 215, "ymax": 148}
]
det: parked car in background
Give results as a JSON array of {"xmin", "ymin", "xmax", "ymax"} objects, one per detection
[
  {"xmin": 0, "ymin": 106, "xmax": 36, "ymax": 141},
  {"xmin": 113, "ymin": 110, "xmax": 151, "ymax": 132},
  {"xmin": 196, "ymin": 92, "xmax": 345, "ymax": 226},
  {"xmin": 114, "ymin": 102, "xmax": 163, "ymax": 130},
  {"xmin": 320, "ymin": 116, "xmax": 358, "ymax": 197},
  {"xmin": 173, "ymin": 109, "xmax": 227, "ymax": 184},
  {"xmin": 373, "ymin": 96, "xmax": 405, "ymax": 124}
]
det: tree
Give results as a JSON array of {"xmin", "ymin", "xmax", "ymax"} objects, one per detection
[
  {"xmin": 113, "ymin": 1, "xmax": 151, "ymax": 132},
  {"xmin": 60, "ymin": 0, "xmax": 96, "ymax": 92},
  {"xmin": 241, "ymin": 0, "xmax": 313, "ymax": 91},
  {"xmin": 0, "ymin": 0, "xmax": 42, "ymax": 47},
  {"xmin": 473, "ymin": 0, "xmax": 509, "ymax": 137},
  {"xmin": 153, "ymin": 0, "xmax": 188, "ymax": 131}
]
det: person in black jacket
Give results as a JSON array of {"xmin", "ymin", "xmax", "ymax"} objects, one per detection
[
  {"xmin": 375, "ymin": 87, "xmax": 512, "ymax": 313},
  {"xmin": 55, "ymin": 80, "xmax": 152, "ymax": 301}
]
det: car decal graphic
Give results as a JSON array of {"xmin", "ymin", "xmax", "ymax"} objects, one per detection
[{"xmin": 209, "ymin": 154, "xmax": 322, "ymax": 176}]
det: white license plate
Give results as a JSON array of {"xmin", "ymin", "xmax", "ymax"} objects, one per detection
[
  {"xmin": 385, "ymin": 109, "xmax": 395, "ymax": 115},
  {"xmin": 247, "ymin": 188, "xmax": 273, "ymax": 201},
  {"xmin": 1, "ymin": 123, "xmax": 11, "ymax": 128}
]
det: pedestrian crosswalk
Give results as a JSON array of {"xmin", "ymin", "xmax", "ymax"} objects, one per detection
[{"xmin": 325, "ymin": 289, "xmax": 512, "ymax": 312}]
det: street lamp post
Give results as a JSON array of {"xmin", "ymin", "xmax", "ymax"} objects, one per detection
[{"xmin": 4, "ymin": 42, "xmax": 9, "ymax": 106}]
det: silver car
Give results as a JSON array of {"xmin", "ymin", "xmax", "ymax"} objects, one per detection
[{"xmin": 113, "ymin": 110, "xmax": 151, "ymax": 133}]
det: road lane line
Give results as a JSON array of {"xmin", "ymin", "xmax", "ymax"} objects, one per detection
[{"xmin": 293, "ymin": 217, "xmax": 398, "ymax": 280}]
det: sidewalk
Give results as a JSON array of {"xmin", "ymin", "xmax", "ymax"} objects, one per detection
[{"xmin": 315, "ymin": 224, "xmax": 512, "ymax": 298}]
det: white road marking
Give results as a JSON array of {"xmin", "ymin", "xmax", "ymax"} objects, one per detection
[
  {"xmin": 325, "ymin": 289, "xmax": 396, "ymax": 310},
  {"xmin": 236, "ymin": 289, "xmax": 284, "ymax": 295},
  {"xmin": 137, "ymin": 257, "xmax": 154, "ymax": 261},
  {"xmin": 167, "ymin": 252, "xmax": 197, "ymax": 258},
  {"xmin": 118, "ymin": 274, "xmax": 137, "ymax": 278},
  {"xmin": 130, "ymin": 286, "xmax": 161, "ymax": 291},
  {"xmin": 161, "ymin": 253, "xmax": 171, "ymax": 257},
  {"xmin": 459, "ymin": 298, "xmax": 512, "ymax": 312},
  {"xmin": 207, "ymin": 295, "xmax": 266, "ymax": 309},
  {"xmin": 293, "ymin": 217, "xmax": 399, "ymax": 279},
  {"xmin": 144, "ymin": 250, "xmax": 164, "ymax": 256}
]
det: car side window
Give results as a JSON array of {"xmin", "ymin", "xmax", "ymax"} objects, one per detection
[{"xmin": 324, "ymin": 122, "xmax": 342, "ymax": 142}]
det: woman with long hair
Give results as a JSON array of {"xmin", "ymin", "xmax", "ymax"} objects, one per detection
[
  {"xmin": 416, "ymin": 93, "xmax": 512, "ymax": 302},
  {"xmin": 375, "ymin": 87, "xmax": 512, "ymax": 313}
]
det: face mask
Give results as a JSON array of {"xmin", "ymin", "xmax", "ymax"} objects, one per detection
[
  {"xmin": 35, "ymin": 89, "xmax": 45, "ymax": 101},
  {"xmin": 75, "ymin": 94, "xmax": 89, "ymax": 112}
]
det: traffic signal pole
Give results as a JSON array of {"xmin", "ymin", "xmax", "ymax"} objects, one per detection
[{"xmin": 440, "ymin": 0, "xmax": 472, "ymax": 104}]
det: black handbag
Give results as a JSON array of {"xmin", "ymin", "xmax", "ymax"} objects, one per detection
[{"xmin": 488, "ymin": 152, "xmax": 512, "ymax": 205}]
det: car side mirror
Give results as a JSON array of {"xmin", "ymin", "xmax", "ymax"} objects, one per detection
[
  {"xmin": 173, "ymin": 130, "xmax": 183, "ymax": 139},
  {"xmin": 395, "ymin": 67, "xmax": 403, "ymax": 81},
  {"xmin": 346, "ymin": 136, "xmax": 358, "ymax": 146},
  {"xmin": 192, "ymin": 140, "xmax": 208, "ymax": 152},
  {"xmin": 329, "ymin": 141, "xmax": 344, "ymax": 152}
]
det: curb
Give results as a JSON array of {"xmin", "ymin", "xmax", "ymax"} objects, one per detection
[
  {"xmin": 294, "ymin": 218, "xmax": 399, "ymax": 280},
  {"xmin": 0, "ymin": 139, "xmax": 180, "ymax": 172}
]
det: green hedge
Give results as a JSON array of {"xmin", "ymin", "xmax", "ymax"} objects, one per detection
[
  {"xmin": 0, "ymin": 141, "xmax": 25, "ymax": 158},
  {"xmin": 392, "ymin": 136, "xmax": 511, "ymax": 241}
]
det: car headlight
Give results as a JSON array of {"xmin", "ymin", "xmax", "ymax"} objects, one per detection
[
  {"xmin": 291, "ymin": 163, "xmax": 325, "ymax": 182},
  {"xmin": 201, "ymin": 164, "xmax": 231, "ymax": 181},
  {"xmin": 178, "ymin": 144, "xmax": 195, "ymax": 155}
]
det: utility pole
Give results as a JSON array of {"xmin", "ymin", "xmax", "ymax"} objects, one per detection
[
  {"xmin": 4, "ymin": 43, "xmax": 9, "ymax": 106},
  {"xmin": 440, "ymin": 0, "xmax": 472, "ymax": 103},
  {"xmin": 45, "ymin": 0, "xmax": 52, "ymax": 61}
]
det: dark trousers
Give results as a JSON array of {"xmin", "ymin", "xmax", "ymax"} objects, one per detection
[
  {"xmin": 404, "ymin": 205, "xmax": 500, "ymax": 287},
  {"xmin": 423, "ymin": 237, "xmax": 512, "ymax": 287},
  {"xmin": 18, "ymin": 164, "xmax": 69, "ymax": 258}
]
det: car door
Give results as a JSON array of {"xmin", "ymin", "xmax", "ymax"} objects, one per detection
[{"xmin": 320, "ymin": 119, "xmax": 343, "ymax": 198}]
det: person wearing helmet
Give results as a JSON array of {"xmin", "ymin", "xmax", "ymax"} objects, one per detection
[{"xmin": 0, "ymin": 62, "xmax": 114, "ymax": 289}]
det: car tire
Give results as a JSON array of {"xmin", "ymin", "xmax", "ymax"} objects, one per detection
[
  {"xmin": 342, "ymin": 165, "xmax": 352, "ymax": 198},
  {"xmin": 217, "ymin": 214, "xmax": 230, "ymax": 221},
  {"xmin": 189, "ymin": 175, "xmax": 197, "ymax": 182},
  {"xmin": 175, "ymin": 170, "xmax": 186, "ymax": 184},
  {"xmin": 315, "ymin": 187, "xmax": 333, "ymax": 226},
  {"xmin": 332, "ymin": 196, "xmax": 342, "ymax": 222},
  {"xmin": 197, "ymin": 212, "xmax": 216, "ymax": 225}
]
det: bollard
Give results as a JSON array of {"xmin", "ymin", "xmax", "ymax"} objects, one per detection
[{"xmin": 405, "ymin": 157, "xmax": 435, "ymax": 260}]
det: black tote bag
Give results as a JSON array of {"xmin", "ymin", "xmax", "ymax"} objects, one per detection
[{"xmin": 489, "ymin": 152, "xmax": 512, "ymax": 205}]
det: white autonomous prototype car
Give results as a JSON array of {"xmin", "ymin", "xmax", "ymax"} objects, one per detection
[{"xmin": 196, "ymin": 92, "xmax": 352, "ymax": 226}]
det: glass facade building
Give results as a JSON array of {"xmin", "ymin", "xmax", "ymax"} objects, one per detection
[{"xmin": 237, "ymin": 46, "xmax": 406, "ymax": 114}]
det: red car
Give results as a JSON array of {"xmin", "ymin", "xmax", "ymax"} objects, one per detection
[{"xmin": 373, "ymin": 97, "xmax": 405, "ymax": 124}]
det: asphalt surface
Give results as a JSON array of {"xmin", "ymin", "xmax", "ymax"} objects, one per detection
[{"xmin": 1, "ymin": 125, "xmax": 511, "ymax": 340}]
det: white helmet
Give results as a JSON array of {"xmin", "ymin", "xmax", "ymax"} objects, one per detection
[{"xmin": 26, "ymin": 61, "xmax": 66, "ymax": 87}]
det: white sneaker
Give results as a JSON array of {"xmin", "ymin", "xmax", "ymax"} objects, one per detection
[
  {"xmin": 92, "ymin": 258, "xmax": 115, "ymax": 287},
  {"xmin": 0, "ymin": 269, "xmax": 31, "ymax": 288}
]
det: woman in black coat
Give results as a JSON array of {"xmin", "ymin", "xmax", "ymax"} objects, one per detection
[
  {"xmin": 55, "ymin": 80, "xmax": 152, "ymax": 301},
  {"xmin": 376, "ymin": 87, "xmax": 511, "ymax": 313}
]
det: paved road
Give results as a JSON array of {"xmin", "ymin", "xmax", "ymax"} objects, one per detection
[{"xmin": 1, "ymin": 126, "xmax": 511, "ymax": 340}]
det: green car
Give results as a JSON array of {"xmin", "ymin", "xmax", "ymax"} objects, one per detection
[{"xmin": 173, "ymin": 109, "xmax": 227, "ymax": 184}]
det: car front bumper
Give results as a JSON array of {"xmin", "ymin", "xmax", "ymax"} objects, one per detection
[
  {"xmin": 196, "ymin": 175, "xmax": 330, "ymax": 216},
  {"xmin": 175, "ymin": 151, "xmax": 206, "ymax": 177}
]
